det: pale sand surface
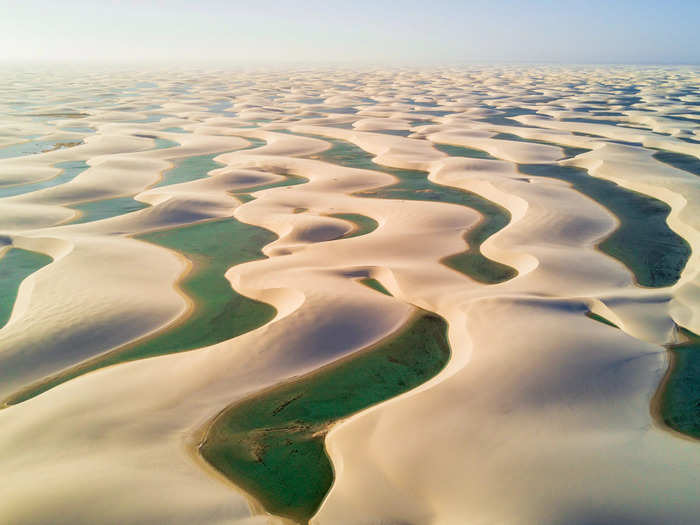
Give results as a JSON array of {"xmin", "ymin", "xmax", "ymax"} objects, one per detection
[{"xmin": 0, "ymin": 65, "xmax": 699, "ymax": 524}]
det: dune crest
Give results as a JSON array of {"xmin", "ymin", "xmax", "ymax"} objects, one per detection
[{"xmin": 0, "ymin": 65, "xmax": 699, "ymax": 524}]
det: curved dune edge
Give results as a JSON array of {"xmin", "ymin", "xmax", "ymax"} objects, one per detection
[
  {"xmin": 0, "ymin": 241, "xmax": 196, "ymax": 407},
  {"xmin": 649, "ymin": 339, "xmax": 699, "ymax": 443},
  {"xmin": 1, "ymin": 67, "xmax": 700, "ymax": 525},
  {"xmin": 564, "ymin": 147, "xmax": 699, "ymax": 289},
  {"xmin": 0, "ymin": 137, "xmax": 280, "ymax": 398},
  {"xmin": 2, "ymin": 126, "xmax": 474, "ymax": 403},
  {"xmin": 318, "ymin": 164, "xmax": 697, "ymax": 523},
  {"xmin": 283, "ymin": 129, "xmax": 526, "ymax": 283},
  {"xmin": 1, "ymin": 155, "xmax": 315, "ymax": 405},
  {"xmin": 224, "ymin": 130, "xmax": 688, "ymax": 520},
  {"xmin": 197, "ymin": 309, "xmax": 451, "ymax": 524},
  {"xmin": 0, "ymin": 246, "xmax": 53, "ymax": 330}
]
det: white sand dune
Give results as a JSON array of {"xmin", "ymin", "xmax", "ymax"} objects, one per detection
[{"xmin": 0, "ymin": 65, "xmax": 699, "ymax": 525}]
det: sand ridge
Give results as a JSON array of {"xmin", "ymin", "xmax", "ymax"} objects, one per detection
[{"xmin": 0, "ymin": 65, "xmax": 699, "ymax": 524}]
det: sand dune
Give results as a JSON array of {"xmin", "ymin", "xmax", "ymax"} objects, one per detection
[{"xmin": 0, "ymin": 65, "xmax": 699, "ymax": 524}]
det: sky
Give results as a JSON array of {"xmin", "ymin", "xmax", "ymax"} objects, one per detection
[{"xmin": 2, "ymin": 0, "xmax": 699, "ymax": 65}]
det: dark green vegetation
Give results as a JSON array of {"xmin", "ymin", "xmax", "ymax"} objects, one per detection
[
  {"xmin": 4, "ymin": 218, "xmax": 278, "ymax": 406},
  {"xmin": 311, "ymin": 136, "xmax": 517, "ymax": 284},
  {"xmin": 585, "ymin": 310, "xmax": 619, "ymax": 328},
  {"xmin": 327, "ymin": 213, "xmax": 378, "ymax": 239},
  {"xmin": 653, "ymin": 150, "xmax": 700, "ymax": 177},
  {"xmin": 200, "ymin": 312, "xmax": 451, "ymax": 524},
  {"xmin": 660, "ymin": 327, "xmax": 700, "ymax": 439},
  {"xmin": 359, "ymin": 278, "xmax": 392, "ymax": 296},
  {"xmin": 518, "ymin": 164, "xmax": 691, "ymax": 287},
  {"xmin": 0, "ymin": 160, "xmax": 89, "ymax": 199},
  {"xmin": 0, "ymin": 248, "xmax": 52, "ymax": 329}
]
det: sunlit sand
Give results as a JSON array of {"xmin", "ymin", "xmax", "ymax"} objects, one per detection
[{"xmin": 1, "ymin": 65, "xmax": 699, "ymax": 524}]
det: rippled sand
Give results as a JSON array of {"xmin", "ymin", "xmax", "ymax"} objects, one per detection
[{"xmin": 1, "ymin": 65, "xmax": 699, "ymax": 524}]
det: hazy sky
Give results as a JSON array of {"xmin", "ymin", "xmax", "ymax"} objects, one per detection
[{"xmin": 3, "ymin": 0, "xmax": 699, "ymax": 65}]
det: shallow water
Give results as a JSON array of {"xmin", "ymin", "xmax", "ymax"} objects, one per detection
[
  {"xmin": 0, "ymin": 160, "xmax": 89, "ymax": 199},
  {"xmin": 314, "ymin": 136, "xmax": 517, "ymax": 284},
  {"xmin": 0, "ymin": 248, "xmax": 52, "ymax": 329},
  {"xmin": 661, "ymin": 327, "xmax": 700, "ymax": 438},
  {"xmin": 200, "ymin": 312, "xmax": 450, "ymax": 524},
  {"xmin": 0, "ymin": 139, "xmax": 81, "ymax": 160},
  {"xmin": 519, "ymin": 163, "xmax": 691, "ymax": 287},
  {"xmin": 5, "ymin": 218, "xmax": 278, "ymax": 405}
]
